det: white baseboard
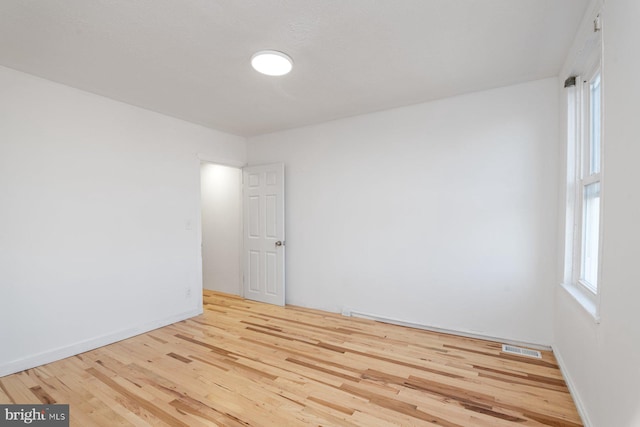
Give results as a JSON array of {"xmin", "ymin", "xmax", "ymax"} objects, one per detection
[
  {"xmin": 552, "ymin": 345, "xmax": 592, "ymax": 427},
  {"xmin": 0, "ymin": 308, "xmax": 202, "ymax": 378},
  {"xmin": 346, "ymin": 309, "xmax": 552, "ymax": 351}
]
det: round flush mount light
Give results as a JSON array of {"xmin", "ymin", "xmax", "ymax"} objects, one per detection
[{"xmin": 251, "ymin": 50, "xmax": 293, "ymax": 76}]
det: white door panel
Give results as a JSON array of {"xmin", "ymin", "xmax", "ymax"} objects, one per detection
[{"xmin": 243, "ymin": 163, "xmax": 285, "ymax": 305}]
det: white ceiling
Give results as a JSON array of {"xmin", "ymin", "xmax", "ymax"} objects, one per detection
[{"xmin": 0, "ymin": 0, "xmax": 588, "ymax": 136}]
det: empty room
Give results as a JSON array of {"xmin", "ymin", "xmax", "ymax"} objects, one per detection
[{"xmin": 1, "ymin": 0, "xmax": 639, "ymax": 426}]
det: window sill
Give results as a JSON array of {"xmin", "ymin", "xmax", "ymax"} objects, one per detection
[{"xmin": 560, "ymin": 282, "xmax": 601, "ymax": 324}]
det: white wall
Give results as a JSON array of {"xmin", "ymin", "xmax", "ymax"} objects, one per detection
[
  {"xmin": 554, "ymin": 1, "xmax": 640, "ymax": 426},
  {"xmin": 200, "ymin": 164, "xmax": 242, "ymax": 295},
  {"xmin": 248, "ymin": 78, "xmax": 559, "ymax": 345},
  {"xmin": 0, "ymin": 66, "xmax": 245, "ymax": 376}
]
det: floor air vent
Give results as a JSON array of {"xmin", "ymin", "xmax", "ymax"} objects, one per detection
[{"xmin": 501, "ymin": 344, "xmax": 542, "ymax": 359}]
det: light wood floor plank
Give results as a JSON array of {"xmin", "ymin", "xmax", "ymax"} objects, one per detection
[{"xmin": 0, "ymin": 290, "xmax": 582, "ymax": 426}]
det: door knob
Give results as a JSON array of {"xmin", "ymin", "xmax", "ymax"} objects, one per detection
[{"xmin": 275, "ymin": 241, "xmax": 283, "ymax": 247}]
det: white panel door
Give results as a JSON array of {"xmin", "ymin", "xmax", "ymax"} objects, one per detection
[{"xmin": 243, "ymin": 163, "xmax": 285, "ymax": 306}]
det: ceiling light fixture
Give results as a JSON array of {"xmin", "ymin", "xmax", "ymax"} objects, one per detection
[{"xmin": 251, "ymin": 50, "xmax": 293, "ymax": 76}]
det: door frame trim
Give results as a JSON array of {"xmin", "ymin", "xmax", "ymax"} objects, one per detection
[{"xmin": 197, "ymin": 153, "xmax": 246, "ymax": 169}]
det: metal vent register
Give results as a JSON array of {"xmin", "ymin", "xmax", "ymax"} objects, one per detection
[{"xmin": 502, "ymin": 344, "xmax": 542, "ymax": 359}]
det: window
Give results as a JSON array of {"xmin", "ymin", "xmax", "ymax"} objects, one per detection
[
  {"xmin": 578, "ymin": 66, "xmax": 602, "ymax": 294},
  {"xmin": 562, "ymin": 14, "xmax": 603, "ymax": 319}
]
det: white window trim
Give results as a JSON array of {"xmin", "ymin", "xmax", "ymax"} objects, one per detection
[
  {"xmin": 561, "ymin": 14, "xmax": 604, "ymax": 323},
  {"xmin": 576, "ymin": 63, "xmax": 602, "ymax": 293}
]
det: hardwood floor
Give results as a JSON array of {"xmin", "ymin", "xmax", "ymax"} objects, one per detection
[{"xmin": 0, "ymin": 290, "xmax": 582, "ymax": 426}]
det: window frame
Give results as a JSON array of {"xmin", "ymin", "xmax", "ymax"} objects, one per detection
[
  {"xmin": 574, "ymin": 61, "xmax": 603, "ymax": 296},
  {"xmin": 562, "ymin": 25, "xmax": 604, "ymax": 322}
]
